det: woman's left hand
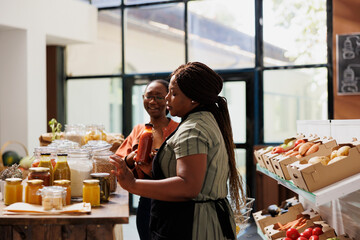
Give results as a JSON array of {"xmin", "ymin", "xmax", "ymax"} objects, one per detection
[{"xmin": 110, "ymin": 154, "xmax": 136, "ymax": 191}]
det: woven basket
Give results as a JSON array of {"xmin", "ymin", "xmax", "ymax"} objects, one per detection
[{"xmin": 0, "ymin": 140, "xmax": 29, "ymax": 172}]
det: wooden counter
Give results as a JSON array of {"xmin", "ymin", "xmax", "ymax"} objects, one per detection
[{"xmin": 0, "ymin": 188, "xmax": 129, "ymax": 240}]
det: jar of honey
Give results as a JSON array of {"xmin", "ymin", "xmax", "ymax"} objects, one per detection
[
  {"xmin": 28, "ymin": 167, "xmax": 51, "ymax": 186},
  {"xmin": 54, "ymin": 180, "xmax": 71, "ymax": 205},
  {"xmin": 4, "ymin": 178, "xmax": 23, "ymax": 206},
  {"xmin": 25, "ymin": 179, "xmax": 43, "ymax": 205},
  {"xmin": 83, "ymin": 179, "xmax": 100, "ymax": 207}
]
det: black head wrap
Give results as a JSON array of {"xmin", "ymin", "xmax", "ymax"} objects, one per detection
[{"xmin": 173, "ymin": 62, "xmax": 223, "ymax": 105}]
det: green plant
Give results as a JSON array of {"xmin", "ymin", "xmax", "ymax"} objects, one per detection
[{"xmin": 49, "ymin": 118, "xmax": 62, "ymax": 141}]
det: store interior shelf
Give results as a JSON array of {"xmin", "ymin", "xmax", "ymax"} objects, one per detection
[{"xmin": 256, "ymin": 164, "xmax": 360, "ymax": 206}]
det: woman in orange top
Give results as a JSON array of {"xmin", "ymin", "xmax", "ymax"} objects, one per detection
[{"xmin": 114, "ymin": 79, "xmax": 178, "ymax": 240}]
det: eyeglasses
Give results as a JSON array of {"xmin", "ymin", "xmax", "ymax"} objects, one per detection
[{"xmin": 143, "ymin": 95, "xmax": 166, "ymax": 102}]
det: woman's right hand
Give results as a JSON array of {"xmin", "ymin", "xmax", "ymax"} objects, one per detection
[{"xmin": 110, "ymin": 154, "xmax": 136, "ymax": 191}]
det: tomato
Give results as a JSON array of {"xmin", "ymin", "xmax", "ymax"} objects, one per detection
[
  {"xmin": 312, "ymin": 227, "xmax": 323, "ymax": 236},
  {"xmin": 286, "ymin": 228, "xmax": 300, "ymax": 240},
  {"xmin": 283, "ymin": 238, "xmax": 293, "ymax": 240},
  {"xmin": 296, "ymin": 237, "xmax": 308, "ymax": 240},
  {"xmin": 31, "ymin": 159, "xmax": 40, "ymax": 167},
  {"xmin": 301, "ymin": 228, "xmax": 313, "ymax": 239},
  {"xmin": 309, "ymin": 235, "xmax": 319, "ymax": 240},
  {"xmin": 294, "ymin": 139, "xmax": 306, "ymax": 147},
  {"xmin": 271, "ymin": 146, "xmax": 285, "ymax": 154}
]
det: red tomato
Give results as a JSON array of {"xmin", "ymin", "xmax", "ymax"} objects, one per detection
[
  {"xmin": 294, "ymin": 139, "xmax": 306, "ymax": 147},
  {"xmin": 309, "ymin": 235, "xmax": 319, "ymax": 240},
  {"xmin": 283, "ymin": 238, "xmax": 293, "ymax": 240},
  {"xmin": 296, "ymin": 237, "xmax": 308, "ymax": 240},
  {"xmin": 312, "ymin": 227, "xmax": 323, "ymax": 236},
  {"xmin": 301, "ymin": 228, "xmax": 313, "ymax": 239},
  {"xmin": 286, "ymin": 228, "xmax": 300, "ymax": 240}
]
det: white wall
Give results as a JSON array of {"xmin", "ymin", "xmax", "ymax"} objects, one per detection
[{"xmin": 0, "ymin": 0, "xmax": 97, "ymax": 154}]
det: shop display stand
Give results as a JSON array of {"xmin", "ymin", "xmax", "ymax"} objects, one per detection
[{"xmin": 256, "ymin": 164, "xmax": 360, "ymax": 239}]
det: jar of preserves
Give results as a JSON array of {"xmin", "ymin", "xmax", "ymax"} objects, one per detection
[
  {"xmin": 38, "ymin": 186, "xmax": 66, "ymax": 211},
  {"xmin": 92, "ymin": 148, "xmax": 117, "ymax": 193},
  {"xmin": 25, "ymin": 179, "xmax": 43, "ymax": 205},
  {"xmin": 67, "ymin": 149, "xmax": 92, "ymax": 199},
  {"xmin": 53, "ymin": 153, "xmax": 71, "ymax": 181},
  {"xmin": 90, "ymin": 173, "xmax": 110, "ymax": 203},
  {"xmin": 83, "ymin": 179, "xmax": 100, "ymax": 207},
  {"xmin": 136, "ymin": 123, "xmax": 154, "ymax": 164},
  {"xmin": 54, "ymin": 180, "xmax": 71, "ymax": 205},
  {"xmin": 28, "ymin": 167, "xmax": 51, "ymax": 186},
  {"xmin": 4, "ymin": 178, "xmax": 23, "ymax": 205},
  {"xmin": 84, "ymin": 124, "xmax": 101, "ymax": 144},
  {"xmin": 32, "ymin": 146, "xmax": 57, "ymax": 168}
]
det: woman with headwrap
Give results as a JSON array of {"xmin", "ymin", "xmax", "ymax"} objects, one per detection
[{"xmin": 111, "ymin": 62, "xmax": 246, "ymax": 240}]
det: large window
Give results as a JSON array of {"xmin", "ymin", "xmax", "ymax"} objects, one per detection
[{"xmin": 65, "ymin": 0, "xmax": 332, "ymax": 211}]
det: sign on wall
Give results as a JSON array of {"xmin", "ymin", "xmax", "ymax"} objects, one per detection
[{"xmin": 336, "ymin": 33, "xmax": 360, "ymax": 95}]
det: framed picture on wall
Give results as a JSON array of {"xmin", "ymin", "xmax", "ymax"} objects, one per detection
[{"xmin": 336, "ymin": 33, "xmax": 360, "ymax": 95}]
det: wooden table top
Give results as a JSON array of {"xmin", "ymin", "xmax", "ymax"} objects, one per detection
[{"xmin": 0, "ymin": 188, "xmax": 129, "ymax": 225}]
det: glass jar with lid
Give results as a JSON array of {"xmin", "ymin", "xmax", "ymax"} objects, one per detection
[
  {"xmin": 83, "ymin": 179, "xmax": 100, "ymax": 207},
  {"xmin": 67, "ymin": 149, "xmax": 92, "ymax": 200},
  {"xmin": 28, "ymin": 167, "xmax": 51, "ymax": 186},
  {"xmin": 32, "ymin": 146, "xmax": 57, "ymax": 168},
  {"xmin": 91, "ymin": 173, "xmax": 110, "ymax": 203},
  {"xmin": 38, "ymin": 186, "xmax": 66, "ymax": 210},
  {"xmin": 54, "ymin": 180, "xmax": 71, "ymax": 205},
  {"xmin": 25, "ymin": 179, "xmax": 43, "ymax": 205},
  {"xmin": 4, "ymin": 178, "xmax": 23, "ymax": 205},
  {"xmin": 84, "ymin": 124, "xmax": 101, "ymax": 144},
  {"xmin": 64, "ymin": 124, "xmax": 86, "ymax": 146},
  {"xmin": 91, "ymin": 147, "xmax": 117, "ymax": 193}
]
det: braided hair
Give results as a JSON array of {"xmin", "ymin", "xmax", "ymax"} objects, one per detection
[{"xmin": 171, "ymin": 62, "xmax": 246, "ymax": 211}]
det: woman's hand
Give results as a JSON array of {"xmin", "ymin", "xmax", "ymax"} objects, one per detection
[{"xmin": 110, "ymin": 154, "xmax": 136, "ymax": 191}]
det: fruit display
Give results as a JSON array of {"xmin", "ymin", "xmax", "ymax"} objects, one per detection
[{"xmin": 307, "ymin": 145, "xmax": 350, "ymax": 166}]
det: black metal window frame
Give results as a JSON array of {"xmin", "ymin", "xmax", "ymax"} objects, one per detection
[{"xmin": 64, "ymin": 0, "xmax": 334, "ymax": 213}]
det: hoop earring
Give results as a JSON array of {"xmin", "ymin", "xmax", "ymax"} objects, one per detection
[{"xmin": 191, "ymin": 100, "xmax": 196, "ymax": 104}]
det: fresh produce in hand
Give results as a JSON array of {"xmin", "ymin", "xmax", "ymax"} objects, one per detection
[{"xmin": 286, "ymin": 228, "xmax": 300, "ymax": 240}]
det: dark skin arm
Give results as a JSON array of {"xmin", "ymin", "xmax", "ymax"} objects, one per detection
[{"xmin": 110, "ymin": 153, "xmax": 207, "ymax": 201}]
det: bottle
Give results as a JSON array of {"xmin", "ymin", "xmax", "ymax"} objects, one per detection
[
  {"xmin": 136, "ymin": 123, "xmax": 154, "ymax": 164},
  {"xmin": 83, "ymin": 179, "xmax": 100, "ymax": 207},
  {"xmin": 4, "ymin": 178, "xmax": 23, "ymax": 205},
  {"xmin": 25, "ymin": 179, "xmax": 43, "ymax": 205},
  {"xmin": 53, "ymin": 153, "xmax": 71, "ymax": 181},
  {"xmin": 38, "ymin": 153, "xmax": 55, "ymax": 185}
]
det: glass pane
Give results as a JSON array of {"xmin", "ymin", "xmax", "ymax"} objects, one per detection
[
  {"xmin": 132, "ymin": 84, "xmax": 148, "ymax": 127},
  {"xmin": 66, "ymin": 10, "xmax": 122, "ymax": 76},
  {"xmin": 124, "ymin": 4, "xmax": 185, "ymax": 73},
  {"xmin": 188, "ymin": 0, "xmax": 255, "ymax": 70},
  {"xmin": 222, "ymin": 81, "xmax": 246, "ymax": 143},
  {"xmin": 235, "ymin": 149, "xmax": 247, "ymax": 193},
  {"xmin": 66, "ymin": 78, "xmax": 122, "ymax": 133},
  {"xmin": 264, "ymin": 68, "xmax": 328, "ymax": 142},
  {"xmin": 91, "ymin": 0, "xmax": 121, "ymax": 8},
  {"xmin": 263, "ymin": 0, "xmax": 327, "ymax": 66}
]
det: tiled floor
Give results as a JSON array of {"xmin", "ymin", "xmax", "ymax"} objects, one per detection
[{"xmin": 122, "ymin": 215, "xmax": 262, "ymax": 240}]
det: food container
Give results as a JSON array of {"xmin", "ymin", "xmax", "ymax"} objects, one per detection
[
  {"xmin": 4, "ymin": 178, "xmax": 23, "ymax": 206},
  {"xmin": 67, "ymin": 149, "xmax": 92, "ymax": 199},
  {"xmin": 25, "ymin": 179, "xmax": 43, "ymax": 205},
  {"xmin": 92, "ymin": 149, "xmax": 117, "ymax": 193},
  {"xmin": 28, "ymin": 167, "xmax": 51, "ymax": 186},
  {"xmin": 83, "ymin": 179, "xmax": 100, "ymax": 207},
  {"xmin": 91, "ymin": 172, "xmax": 110, "ymax": 203},
  {"xmin": 54, "ymin": 179, "xmax": 71, "ymax": 205},
  {"xmin": 38, "ymin": 186, "xmax": 67, "ymax": 210},
  {"xmin": 53, "ymin": 153, "xmax": 71, "ymax": 181},
  {"xmin": 64, "ymin": 124, "xmax": 86, "ymax": 146}
]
